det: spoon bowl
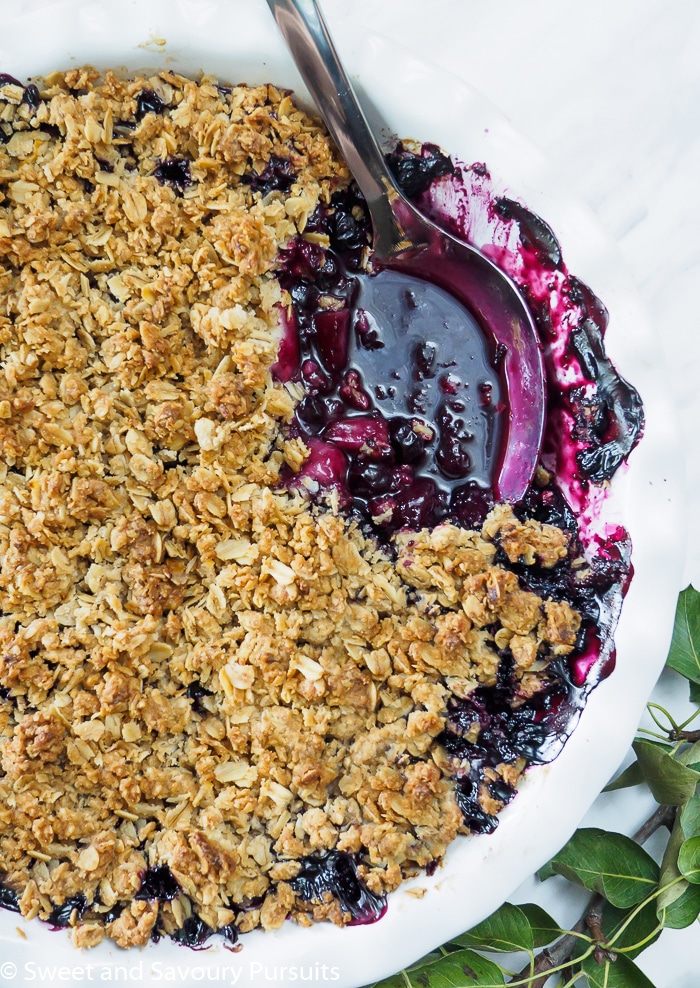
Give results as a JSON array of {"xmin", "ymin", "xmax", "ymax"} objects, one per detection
[{"xmin": 266, "ymin": 0, "xmax": 546, "ymax": 501}]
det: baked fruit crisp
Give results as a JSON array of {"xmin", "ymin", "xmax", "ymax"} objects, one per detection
[{"xmin": 0, "ymin": 70, "xmax": 641, "ymax": 948}]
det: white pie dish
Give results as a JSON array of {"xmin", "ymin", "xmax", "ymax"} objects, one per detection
[{"xmin": 0, "ymin": 1, "xmax": 684, "ymax": 986}]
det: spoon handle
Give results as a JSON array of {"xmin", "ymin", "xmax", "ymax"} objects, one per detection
[{"xmin": 265, "ymin": 0, "xmax": 413, "ymax": 257}]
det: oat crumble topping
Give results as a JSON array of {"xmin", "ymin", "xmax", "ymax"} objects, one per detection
[{"xmin": 0, "ymin": 69, "xmax": 581, "ymax": 948}]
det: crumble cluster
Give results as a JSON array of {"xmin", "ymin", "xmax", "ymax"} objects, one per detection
[{"xmin": 0, "ymin": 70, "xmax": 580, "ymax": 948}]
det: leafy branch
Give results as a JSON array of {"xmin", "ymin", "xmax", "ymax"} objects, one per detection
[{"xmin": 364, "ymin": 586, "xmax": 700, "ymax": 988}]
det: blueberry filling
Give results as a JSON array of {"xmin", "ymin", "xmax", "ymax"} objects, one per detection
[
  {"xmin": 290, "ymin": 850, "xmax": 387, "ymax": 925},
  {"xmin": 443, "ymin": 658, "xmax": 581, "ymax": 834},
  {"xmin": 493, "ymin": 196, "xmax": 563, "ymax": 269},
  {"xmin": 136, "ymin": 88, "xmax": 166, "ymax": 120},
  {"xmin": 385, "ymin": 141, "xmax": 455, "ymax": 198},
  {"xmin": 22, "ymin": 84, "xmax": 41, "ymax": 109},
  {"xmin": 0, "ymin": 73, "xmax": 41, "ymax": 109},
  {"xmin": 169, "ymin": 914, "xmax": 215, "ymax": 948},
  {"xmin": 274, "ymin": 185, "xmax": 502, "ymax": 536},
  {"xmin": 135, "ymin": 865, "xmax": 180, "ymax": 901},
  {"xmin": 153, "ymin": 156, "xmax": 192, "ymax": 194},
  {"xmin": 0, "ymin": 886, "xmax": 20, "ymax": 913},
  {"xmin": 49, "ymin": 894, "xmax": 87, "ymax": 929},
  {"xmin": 0, "ymin": 72, "xmax": 22, "ymax": 89},
  {"xmin": 185, "ymin": 681, "xmax": 214, "ymax": 714},
  {"xmin": 243, "ymin": 153, "xmax": 296, "ymax": 195}
]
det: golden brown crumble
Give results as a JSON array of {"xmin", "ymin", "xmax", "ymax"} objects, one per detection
[{"xmin": 0, "ymin": 70, "xmax": 581, "ymax": 948}]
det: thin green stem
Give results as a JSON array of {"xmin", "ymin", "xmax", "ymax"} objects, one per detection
[
  {"xmin": 647, "ymin": 702, "xmax": 678, "ymax": 734},
  {"xmin": 559, "ymin": 969, "xmax": 585, "ymax": 988},
  {"xmin": 507, "ymin": 943, "xmax": 597, "ymax": 988},
  {"xmin": 637, "ymin": 726, "xmax": 674, "ymax": 743},
  {"xmin": 612, "ymin": 921, "xmax": 664, "ymax": 956},
  {"xmin": 677, "ymin": 706, "xmax": 700, "ymax": 731}
]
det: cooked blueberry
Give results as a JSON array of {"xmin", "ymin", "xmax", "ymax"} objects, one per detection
[
  {"xmin": 385, "ymin": 141, "xmax": 454, "ymax": 198},
  {"xmin": 436, "ymin": 435, "xmax": 472, "ymax": 479},
  {"xmin": 301, "ymin": 359, "xmax": 332, "ymax": 394},
  {"xmin": 291, "ymin": 851, "xmax": 386, "ymax": 925},
  {"xmin": 154, "ymin": 156, "xmax": 192, "ymax": 193},
  {"xmin": 354, "ymin": 309, "xmax": 384, "ymax": 350},
  {"xmin": 338, "ymin": 369, "xmax": 371, "ymax": 411},
  {"xmin": 22, "ymin": 84, "xmax": 41, "ymax": 108},
  {"xmin": 329, "ymin": 208, "xmax": 367, "ymax": 252},
  {"xmin": 314, "ymin": 308, "xmax": 350, "ymax": 374},
  {"xmin": 135, "ymin": 865, "xmax": 180, "ymax": 901},
  {"xmin": 280, "ymin": 239, "xmax": 326, "ymax": 281},
  {"xmin": 454, "ymin": 781, "xmax": 499, "ymax": 835},
  {"xmin": 488, "ymin": 778, "xmax": 517, "ymax": 804},
  {"xmin": 220, "ymin": 922, "xmax": 239, "ymax": 945},
  {"xmin": 388, "ymin": 418, "xmax": 425, "ymax": 464},
  {"xmin": 0, "ymin": 885, "xmax": 20, "ymax": 913},
  {"xmin": 185, "ymin": 681, "xmax": 213, "ymax": 714},
  {"xmin": 296, "ymin": 394, "xmax": 328, "ymax": 433},
  {"xmin": 136, "ymin": 89, "xmax": 166, "ymax": 120},
  {"xmin": 49, "ymin": 894, "xmax": 87, "ymax": 928},
  {"xmin": 386, "ymin": 477, "xmax": 442, "ymax": 531},
  {"xmin": 170, "ymin": 914, "xmax": 214, "ymax": 947},
  {"xmin": 102, "ymin": 902, "xmax": 125, "ymax": 923},
  {"xmin": 244, "ymin": 154, "xmax": 296, "ymax": 195},
  {"xmin": 348, "ymin": 460, "xmax": 395, "ymax": 497},
  {"xmin": 449, "ymin": 483, "xmax": 492, "ymax": 530},
  {"xmin": 493, "ymin": 197, "xmax": 562, "ymax": 268}
]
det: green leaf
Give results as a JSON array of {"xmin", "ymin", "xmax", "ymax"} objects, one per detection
[
  {"xmin": 632, "ymin": 739, "xmax": 700, "ymax": 804},
  {"xmin": 516, "ymin": 902, "xmax": 562, "ymax": 947},
  {"xmin": 678, "ymin": 835, "xmax": 700, "ymax": 884},
  {"xmin": 541, "ymin": 828, "xmax": 659, "ymax": 908},
  {"xmin": 680, "ymin": 793, "xmax": 700, "ymax": 838},
  {"xmin": 450, "ymin": 902, "xmax": 533, "ymax": 953},
  {"xmin": 364, "ymin": 976, "xmax": 410, "ymax": 988},
  {"xmin": 365, "ymin": 950, "xmax": 508, "ymax": 988},
  {"xmin": 406, "ymin": 951, "xmax": 446, "ymax": 972},
  {"xmin": 580, "ymin": 952, "xmax": 658, "ymax": 988},
  {"xmin": 601, "ymin": 900, "xmax": 662, "ymax": 959},
  {"xmin": 677, "ymin": 739, "xmax": 700, "ymax": 771},
  {"xmin": 689, "ymin": 679, "xmax": 700, "ymax": 704},
  {"xmin": 604, "ymin": 760, "xmax": 644, "ymax": 792},
  {"xmin": 657, "ymin": 880, "xmax": 700, "ymax": 929},
  {"xmin": 666, "ymin": 584, "xmax": 700, "ymax": 685},
  {"xmin": 657, "ymin": 815, "xmax": 700, "ymax": 928}
]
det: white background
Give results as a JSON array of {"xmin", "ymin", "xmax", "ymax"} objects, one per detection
[{"xmin": 322, "ymin": 1, "xmax": 698, "ymax": 985}]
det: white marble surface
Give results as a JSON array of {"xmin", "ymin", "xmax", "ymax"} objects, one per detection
[{"xmin": 320, "ymin": 0, "xmax": 699, "ymax": 984}]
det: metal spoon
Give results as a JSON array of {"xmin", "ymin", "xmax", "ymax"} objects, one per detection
[{"xmin": 265, "ymin": 0, "xmax": 545, "ymax": 501}]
